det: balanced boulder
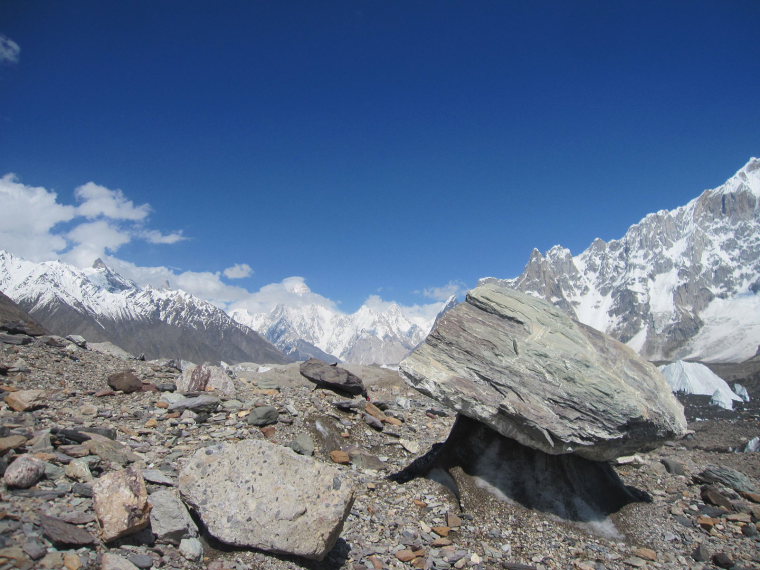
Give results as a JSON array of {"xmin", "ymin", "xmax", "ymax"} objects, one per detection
[
  {"xmin": 400, "ymin": 283, "xmax": 687, "ymax": 461},
  {"xmin": 178, "ymin": 439, "xmax": 354, "ymax": 560}
]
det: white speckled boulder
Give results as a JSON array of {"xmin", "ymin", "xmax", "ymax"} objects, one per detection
[
  {"xmin": 400, "ymin": 283, "xmax": 687, "ymax": 461},
  {"xmin": 178, "ymin": 439, "xmax": 354, "ymax": 561}
]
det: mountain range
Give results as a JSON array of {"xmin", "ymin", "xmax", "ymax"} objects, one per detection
[
  {"xmin": 0, "ymin": 251, "xmax": 289, "ymax": 365},
  {"xmin": 0, "ymin": 251, "xmax": 446, "ymax": 366},
  {"xmin": 484, "ymin": 157, "xmax": 760, "ymax": 363}
]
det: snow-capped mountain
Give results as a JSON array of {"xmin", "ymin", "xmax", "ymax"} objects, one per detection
[
  {"xmin": 230, "ymin": 295, "xmax": 452, "ymax": 366},
  {"xmin": 483, "ymin": 158, "xmax": 760, "ymax": 363},
  {"xmin": 0, "ymin": 251, "xmax": 289, "ymax": 365}
]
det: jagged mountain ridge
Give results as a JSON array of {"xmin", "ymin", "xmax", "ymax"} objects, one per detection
[
  {"xmin": 230, "ymin": 295, "xmax": 454, "ymax": 366},
  {"xmin": 483, "ymin": 158, "xmax": 760, "ymax": 363},
  {"xmin": 0, "ymin": 251, "xmax": 289, "ymax": 365}
]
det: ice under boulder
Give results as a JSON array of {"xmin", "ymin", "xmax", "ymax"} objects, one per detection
[{"xmin": 659, "ymin": 361, "xmax": 742, "ymax": 410}]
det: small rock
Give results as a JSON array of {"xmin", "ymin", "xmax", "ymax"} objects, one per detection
[
  {"xmin": 148, "ymin": 488, "xmax": 198, "ymax": 545},
  {"xmin": 65, "ymin": 458, "xmax": 94, "ymax": 482},
  {"xmin": 0, "ymin": 434, "xmax": 28, "ymax": 453},
  {"xmin": 363, "ymin": 413, "xmax": 384, "ymax": 431},
  {"xmin": 125, "ymin": 553, "xmax": 153, "ymax": 569},
  {"xmin": 38, "ymin": 552, "xmax": 64, "ymax": 569},
  {"xmin": 142, "ymin": 469, "xmax": 175, "ymax": 486},
  {"xmin": 38, "ymin": 514, "xmax": 96, "ymax": 547},
  {"xmin": 711, "ymin": 552, "xmax": 734, "ymax": 569},
  {"xmin": 633, "ymin": 547, "xmax": 657, "ymax": 561},
  {"xmin": 330, "ymin": 449, "xmax": 351, "ymax": 464},
  {"xmin": 661, "ymin": 458, "xmax": 685, "ymax": 475},
  {"xmin": 21, "ymin": 540, "xmax": 46, "ymax": 560},
  {"xmin": 3, "ymin": 454, "xmax": 46, "ymax": 488},
  {"xmin": 179, "ymin": 537, "xmax": 203, "ymax": 561},
  {"xmin": 701, "ymin": 485, "xmax": 734, "ymax": 510},
  {"xmin": 93, "ymin": 466, "xmax": 152, "ymax": 542},
  {"xmin": 177, "ymin": 363, "xmax": 236, "ymax": 396},
  {"xmin": 288, "ymin": 433, "xmax": 315, "ymax": 456},
  {"xmin": 63, "ymin": 552, "xmax": 82, "ymax": 570},
  {"xmin": 692, "ymin": 543, "xmax": 711, "ymax": 562},
  {"xmin": 167, "ymin": 395, "xmax": 220, "ymax": 413},
  {"xmin": 4, "ymin": 389, "xmax": 46, "ymax": 412},
  {"xmin": 246, "ymin": 406, "xmax": 278, "ymax": 426},
  {"xmin": 101, "ymin": 553, "xmax": 140, "ymax": 570},
  {"xmin": 66, "ymin": 335, "xmax": 87, "ymax": 348},
  {"xmin": 107, "ymin": 371, "xmax": 143, "ymax": 393}
]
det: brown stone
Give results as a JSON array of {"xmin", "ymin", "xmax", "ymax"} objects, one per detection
[
  {"xmin": 4, "ymin": 389, "xmax": 45, "ymax": 412},
  {"xmin": 431, "ymin": 537, "xmax": 453, "ymax": 547},
  {"xmin": 260, "ymin": 425, "xmax": 277, "ymax": 440},
  {"xmin": 701, "ymin": 485, "xmax": 733, "ymax": 510},
  {"xmin": 384, "ymin": 416, "xmax": 403, "ymax": 426},
  {"xmin": 633, "ymin": 547, "xmax": 657, "ymax": 561},
  {"xmin": 329, "ymin": 450, "xmax": 350, "ymax": 464},
  {"xmin": 446, "ymin": 512, "xmax": 462, "ymax": 528},
  {"xmin": 144, "ymin": 418, "xmax": 158, "ymax": 428},
  {"xmin": 367, "ymin": 555, "xmax": 383, "ymax": 570},
  {"xmin": 725, "ymin": 512, "xmax": 752, "ymax": 523},
  {"xmin": 63, "ymin": 553, "xmax": 82, "ymax": 570},
  {"xmin": 432, "ymin": 526, "xmax": 451, "ymax": 537},
  {"xmin": 38, "ymin": 514, "xmax": 95, "ymax": 547},
  {"xmin": 156, "ymin": 401, "xmax": 169, "ymax": 409},
  {"xmin": 94, "ymin": 389, "xmax": 116, "ymax": 397},
  {"xmin": 396, "ymin": 549, "xmax": 417, "ymax": 562},
  {"xmin": 740, "ymin": 490, "xmax": 760, "ymax": 503},
  {"xmin": 0, "ymin": 435, "xmax": 28, "ymax": 453},
  {"xmin": 413, "ymin": 499, "xmax": 428, "ymax": 508},
  {"xmin": 92, "ymin": 466, "xmax": 151, "ymax": 542},
  {"xmin": 58, "ymin": 445, "xmax": 89, "ymax": 458},
  {"xmin": 697, "ymin": 515, "xmax": 719, "ymax": 530},
  {"xmin": 365, "ymin": 403, "xmax": 387, "ymax": 422}
]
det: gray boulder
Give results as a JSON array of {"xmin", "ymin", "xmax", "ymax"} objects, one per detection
[
  {"xmin": 299, "ymin": 358, "xmax": 366, "ymax": 396},
  {"xmin": 400, "ymin": 283, "xmax": 687, "ymax": 461},
  {"xmin": 178, "ymin": 439, "xmax": 354, "ymax": 560}
]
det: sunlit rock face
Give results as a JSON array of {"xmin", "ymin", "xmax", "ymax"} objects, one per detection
[{"xmin": 400, "ymin": 283, "xmax": 687, "ymax": 462}]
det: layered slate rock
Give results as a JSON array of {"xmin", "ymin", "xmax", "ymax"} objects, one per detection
[
  {"xmin": 299, "ymin": 358, "xmax": 366, "ymax": 397},
  {"xmin": 400, "ymin": 283, "xmax": 687, "ymax": 461},
  {"xmin": 178, "ymin": 439, "xmax": 354, "ymax": 560}
]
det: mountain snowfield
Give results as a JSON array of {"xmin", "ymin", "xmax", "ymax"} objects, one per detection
[
  {"xmin": 484, "ymin": 157, "xmax": 760, "ymax": 363},
  {"xmin": 0, "ymin": 250, "xmax": 288, "ymax": 365},
  {"xmin": 0, "ymin": 249, "xmax": 448, "ymax": 366},
  {"xmin": 229, "ymin": 291, "xmax": 452, "ymax": 365}
]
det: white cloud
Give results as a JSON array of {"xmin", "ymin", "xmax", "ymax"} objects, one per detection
[
  {"xmin": 421, "ymin": 280, "xmax": 466, "ymax": 301},
  {"xmin": 362, "ymin": 293, "xmax": 446, "ymax": 325},
  {"xmin": 0, "ymin": 174, "xmax": 76, "ymax": 260},
  {"xmin": 75, "ymin": 182, "xmax": 151, "ymax": 221},
  {"xmin": 223, "ymin": 263, "xmax": 253, "ymax": 279},
  {"xmin": 229, "ymin": 276, "xmax": 339, "ymax": 315},
  {"xmin": 0, "ymin": 173, "xmax": 186, "ymax": 267},
  {"xmin": 140, "ymin": 229, "xmax": 187, "ymax": 244},
  {"xmin": 0, "ymin": 35, "xmax": 20, "ymax": 64}
]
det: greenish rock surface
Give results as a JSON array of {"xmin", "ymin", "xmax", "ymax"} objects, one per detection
[{"xmin": 400, "ymin": 283, "xmax": 687, "ymax": 461}]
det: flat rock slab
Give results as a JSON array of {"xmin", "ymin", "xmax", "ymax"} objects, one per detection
[
  {"xmin": 179, "ymin": 439, "xmax": 355, "ymax": 561},
  {"xmin": 38, "ymin": 514, "xmax": 96, "ymax": 547},
  {"xmin": 400, "ymin": 283, "xmax": 687, "ymax": 461},
  {"xmin": 4, "ymin": 389, "xmax": 46, "ymax": 412},
  {"xmin": 300, "ymin": 358, "xmax": 366, "ymax": 396}
]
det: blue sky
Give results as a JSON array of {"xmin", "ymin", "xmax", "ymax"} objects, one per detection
[{"xmin": 1, "ymin": 1, "xmax": 759, "ymax": 314}]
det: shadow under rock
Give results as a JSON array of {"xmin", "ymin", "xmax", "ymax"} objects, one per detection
[{"xmin": 389, "ymin": 414, "xmax": 650, "ymax": 523}]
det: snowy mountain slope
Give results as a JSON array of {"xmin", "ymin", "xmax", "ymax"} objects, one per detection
[
  {"xmin": 230, "ymin": 293, "xmax": 446, "ymax": 366},
  {"xmin": 483, "ymin": 158, "xmax": 760, "ymax": 363},
  {"xmin": 0, "ymin": 251, "xmax": 289, "ymax": 364}
]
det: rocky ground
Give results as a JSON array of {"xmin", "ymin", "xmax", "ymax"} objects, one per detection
[{"xmin": 0, "ymin": 336, "xmax": 759, "ymax": 570}]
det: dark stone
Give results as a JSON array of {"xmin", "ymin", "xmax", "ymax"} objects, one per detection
[
  {"xmin": 107, "ymin": 371, "xmax": 143, "ymax": 393},
  {"xmin": 52, "ymin": 427, "xmax": 117, "ymax": 444},
  {"xmin": 72, "ymin": 482, "xmax": 94, "ymax": 497},
  {"xmin": 692, "ymin": 543, "xmax": 711, "ymax": 562},
  {"xmin": 157, "ymin": 382, "xmax": 177, "ymax": 392},
  {"xmin": 742, "ymin": 523, "xmax": 759, "ymax": 537},
  {"xmin": 363, "ymin": 413, "xmax": 383, "ymax": 431},
  {"xmin": 168, "ymin": 395, "xmax": 220, "ymax": 413},
  {"xmin": 299, "ymin": 358, "xmax": 366, "ymax": 397},
  {"xmin": 701, "ymin": 485, "xmax": 735, "ymax": 510},
  {"xmin": 333, "ymin": 400, "xmax": 364, "ymax": 412},
  {"xmin": 0, "ymin": 332, "xmax": 32, "ymax": 345},
  {"xmin": 22, "ymin": 539, "xmax": 47, "ymax": 560},
  {"xmin": 696, "ymin": 465, "xmax": 758, "ymax": 494},
  {"xmin": 712, "ymin": 552, "xmax": 734, "ymax": 569},
  {"xmin": 38, "ymin": 514, "xmax": 96, "ymax": 547},
  {"xmin": 246, "ymin": 406, "xmax": 279, "ymax": 426},
  {"xmin": 661, "ymin": 458, "xmax": 685, "ymax": 475}
]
